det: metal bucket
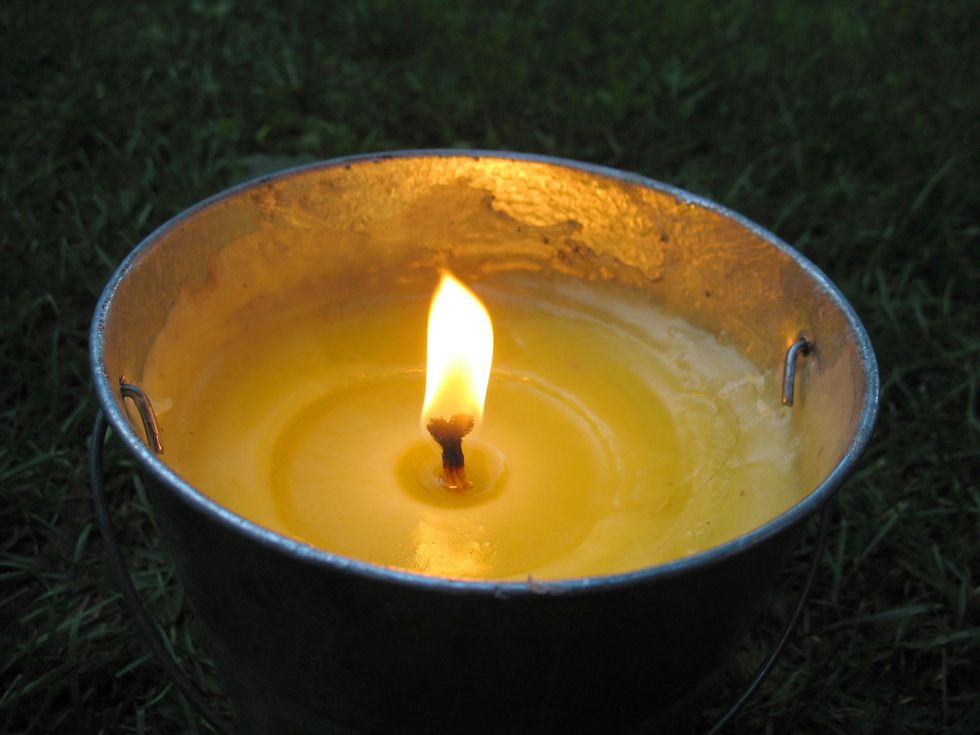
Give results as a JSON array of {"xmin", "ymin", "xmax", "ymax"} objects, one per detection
[{"xmin": 90, "ymin": 151, "xmax": 878, "ymax": 733}]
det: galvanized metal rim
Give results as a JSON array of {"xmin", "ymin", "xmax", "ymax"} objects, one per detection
[{"xmin": 90, "ymin": 149, "xmax": 880, "ymax": 597}]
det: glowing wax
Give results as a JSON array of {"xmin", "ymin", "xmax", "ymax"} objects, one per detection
[{"xmin": 142, "ymin": 274, "xmax": 800, "ymax": 580}]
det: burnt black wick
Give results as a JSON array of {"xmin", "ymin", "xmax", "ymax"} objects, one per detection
[{"xmin": 426, "ymin": 414, "xmax": 475, "ymax": 491}]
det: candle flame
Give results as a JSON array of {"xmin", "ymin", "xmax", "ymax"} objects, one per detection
[{"xmin": 421, "ymin": 272, "xmax": 494, "ymax": 430}]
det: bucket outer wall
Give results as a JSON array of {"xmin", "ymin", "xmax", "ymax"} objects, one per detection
[{"xmin": 147, "ymin": 471, "xmax": 803, "ymax": 734}]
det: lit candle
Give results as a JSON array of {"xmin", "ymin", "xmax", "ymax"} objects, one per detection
[
  {"xmin": 420, "ymin": 272, "xmax": 494, "ymax": 491},
  {"xmin": 142, "ymin": 270, "xmax": 800, "ymax": 580}
]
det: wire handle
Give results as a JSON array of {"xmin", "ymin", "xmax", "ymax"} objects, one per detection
[
  {"xmin": 89, "ymin": 411, "xmax": 235, "ymax": 734},
  {"xmin": 703, "ymin": 497, "xmax": 832, "ymax": 734},
  {"xmin": 90, "ymin": 409, "xmax": 831, "ymax": 734}
]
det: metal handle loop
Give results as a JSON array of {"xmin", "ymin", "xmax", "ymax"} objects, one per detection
[
  {"xmin": 89, "ymin": 411, "xmax": 235, "ymax": 735},
  {"xmin": 781, "ymin": 335, "xmax": 814, "ymax": 406},
  {"xmin": 120, "ymin": 379, "xmax": 164, "ymax": 454}
]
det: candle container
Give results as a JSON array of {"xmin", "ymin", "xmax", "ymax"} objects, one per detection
[{"xmin": 90, "ymin": 151, "xmax": 878, "ymax": 733}]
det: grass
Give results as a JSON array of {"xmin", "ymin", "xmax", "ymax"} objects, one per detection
[{"xmin": 1, "ymin": 0, "xmax": 977, "ymax": 732}]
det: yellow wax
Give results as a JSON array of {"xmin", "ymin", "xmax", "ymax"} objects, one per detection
[{"xmin": 142, "ymin": 274, "xmax": 801, "ymax": 580}]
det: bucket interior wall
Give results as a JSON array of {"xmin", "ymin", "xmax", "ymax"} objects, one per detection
[{"xmin": 99, "ymin": 155, "xmax": 868, "ymax": 496}]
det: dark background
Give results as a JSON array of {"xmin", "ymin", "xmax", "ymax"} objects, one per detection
[{"xmin": 2, "ymin": 1, "xmax": 978, "ymax": 732}]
